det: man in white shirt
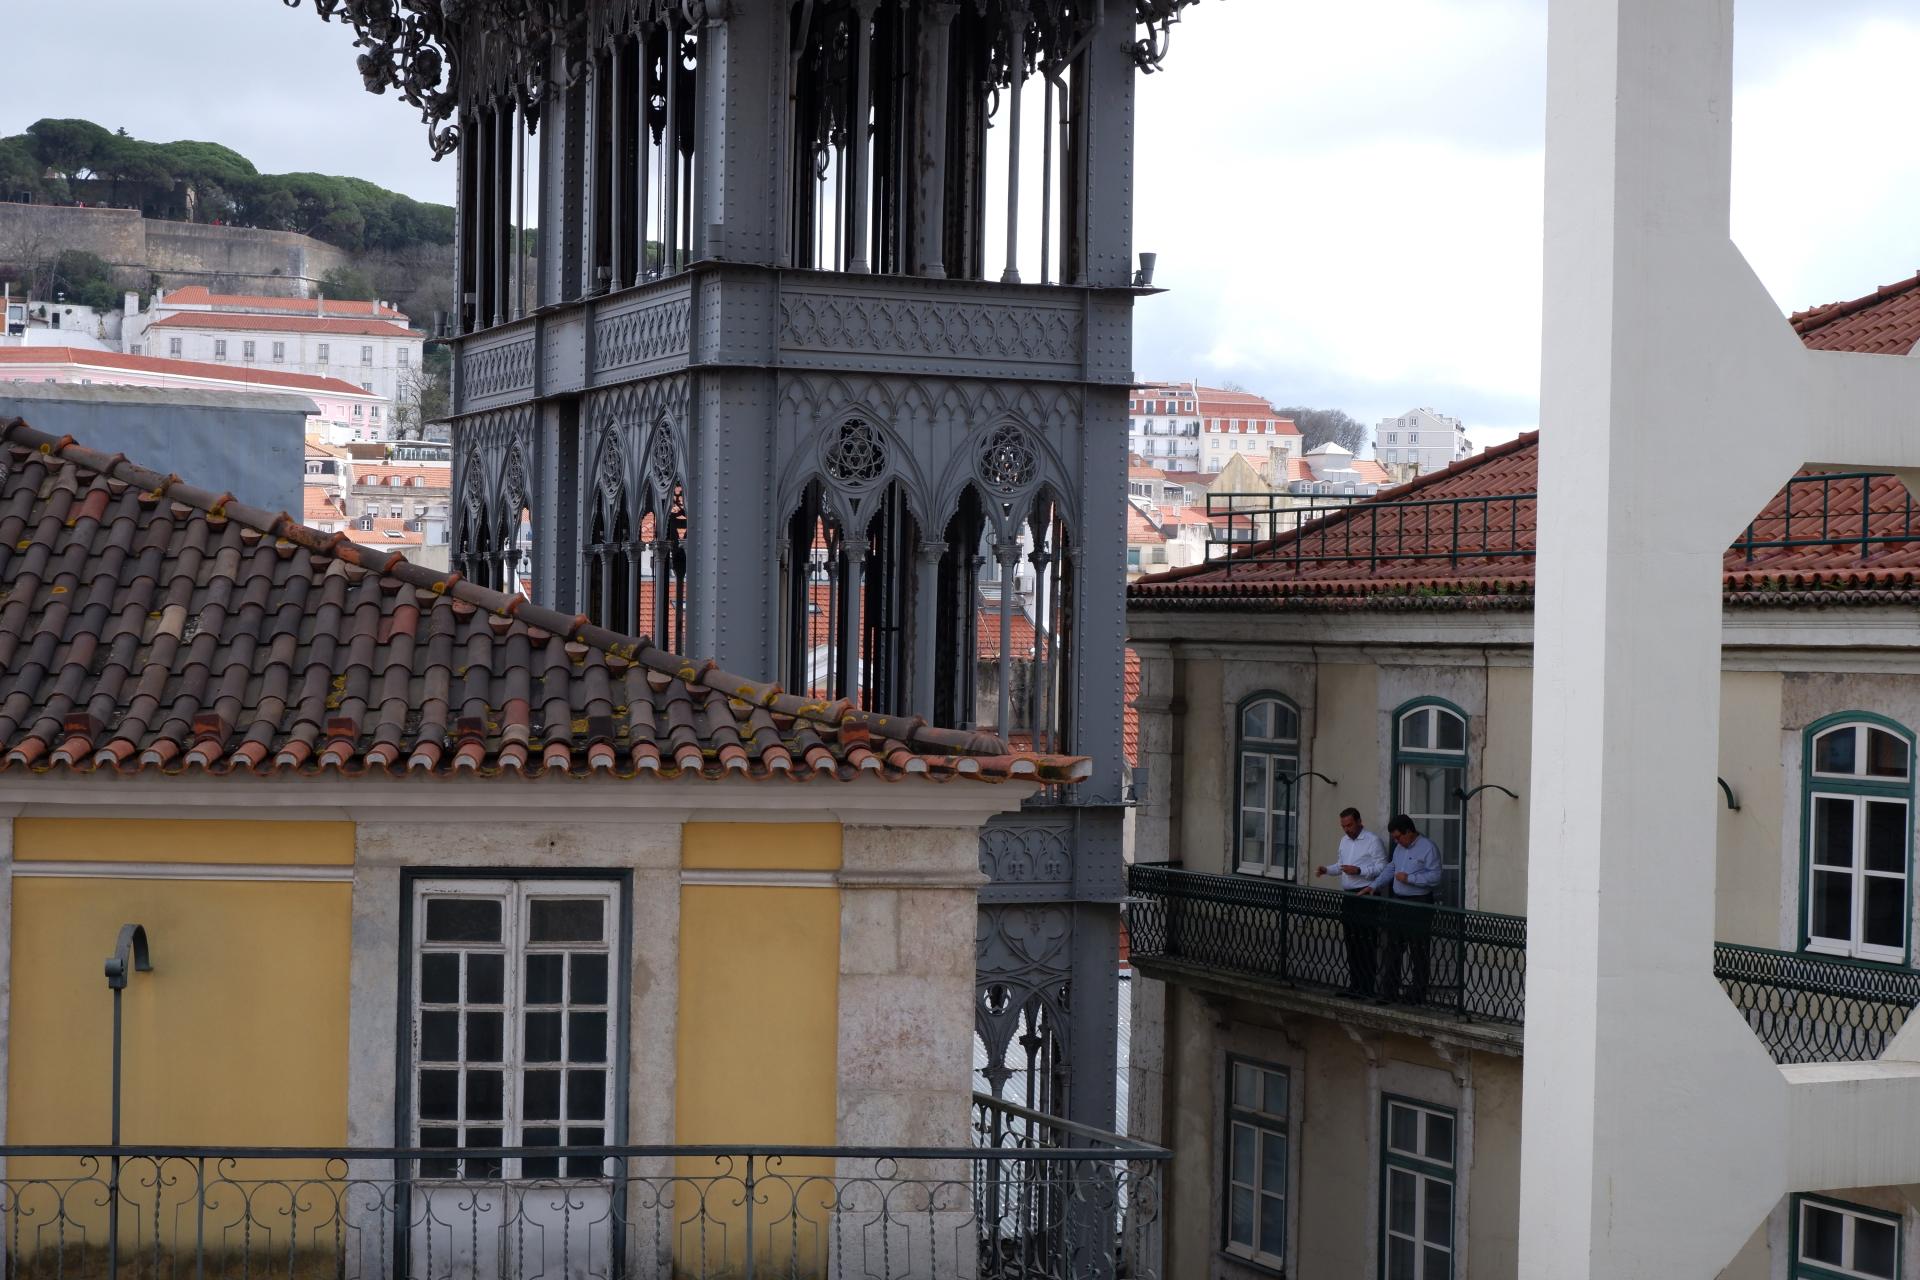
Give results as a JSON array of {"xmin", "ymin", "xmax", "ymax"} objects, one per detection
[{"xmin": 1317, "ymin": 808, "xmax": 1389, "ymax": 998}]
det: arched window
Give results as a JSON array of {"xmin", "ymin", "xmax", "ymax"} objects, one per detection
[
  {"xmin": 1236, "ymin": 695, "xmax": 1301, "ymax": 879},
  {"xmin": 1394, "ymin": 700, "xmax": 1468, "ymax": 905},
  {"xmin": 1803, "ymin": 716, "xmax": 1913, "ymax": 964}
]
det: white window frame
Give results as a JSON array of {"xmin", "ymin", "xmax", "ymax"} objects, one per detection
[
  {"xmin": 1236, "ymin": 695, "xmax": 1302, "ymax": 880},
  {"xmin": 168, "ymin": 337, "xmax": 181, "ymax": 357},
  {"xmin": 1805, "ymin": 721, "xmax": 1913, "ymax": 964},
  {"xmin": 272, "ymin": 341, "xmax": 286, "ymax": 362},
  {"xmin": 362, "ymin": 344, "xmax": 375, "ymax": 365},
  {"xmin": 318, "ymin": 342, "xmax": 331, "ymax": 363},
  {"xmin": 410, "ymin": 878, "xmax": 620, "ymax": 1181},
  {"xmin": 1380, "ymin": 1096, "xmax": 1457, "ymax": 1280},
  {"xmin": 1224, "ymin": 1059, "xmax": 1289, "ymax": 1270},
  {"xmin": 1794, "ymin": 1195, "xmax": 1902, "ymax": 1280},
  {"xmin": 243, "ymin": 339, "xmax": 256, "ymax": 361},
  {"xmin": 213, "ymin": 339, "xmax": 227, "ymax": 360},
  {"xmin": 1395, "ymin": 702, "xmax": 1470, "ymax": 906}
]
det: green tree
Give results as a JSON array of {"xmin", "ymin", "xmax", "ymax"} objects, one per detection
[
  {"xmin": 1275, "ymin": 406, "xmax": 1369, "ymax": 455},
  {"xmin": 321, "ymin": 265, "xmax": 378, "ymax": 302},
  {"xmin": 48, "ymin": 250, "xmax": 121, "ymax": 312},
  {"xmin": 26, "ymin": 118, "xmax": 115, "ymax": 183}
]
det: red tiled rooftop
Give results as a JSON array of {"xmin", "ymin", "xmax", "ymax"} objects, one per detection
[
  {"xmin": 0, "ymin": 347, "xmax": 381, "ymax": 400},
  {"xmin": 1123, "ymin": 647, "xmax": 1141, "ymax": 769},
  {"xmin": 354, "ymin": 465, "xmax": 452, "ymax": 489},
  {"xmin": 303, "ymin": 486, "xmax": 344, "ymax": 524},
  {"xmin": 1133, "ymin": 431, "xmax": 1920, "ymax": 607},
  {"xmin": 0, "ymin": 420, "xmax": 1088, "ymax": 784},
  {"xmin": 160, "ymin": 287, "xmax": 409, "ymax": 321},
  {"xmin": 1791, "ymin": 271, "xmax": 1920, "ymax": 355},
  {"xmin": 149, "ymin": 312, "xmax": 420, "ymax": 339}
]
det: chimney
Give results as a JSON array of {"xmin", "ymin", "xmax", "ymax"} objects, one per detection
[
  {"xmin": 122, "ymin": 291, "xmax": 139, "ymax": 319},
  {"xmin": 317, "ymin": 293, "xmax": 325, "ymax": 318}
]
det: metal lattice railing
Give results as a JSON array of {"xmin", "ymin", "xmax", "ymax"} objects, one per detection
[
  {"xmin": 1125, "ymin": 865, "xmax": 1527, "ymax": 1024},
  {"xmin": 1713, "ymin": 942, "xmax": 1920, "ymax": 1064},
  {"xmin": 0, "ymin": 1096, "xmax": 1167, "ymax": 1280},
  {"xmin": 1201, "ymin": 491, "xmax": 1537, "ymax": 575}
]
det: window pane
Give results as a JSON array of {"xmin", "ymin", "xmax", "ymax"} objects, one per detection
[
  {"xmin": 1262, "ymin": 1071, "xmax": 1288, "ymax": 1118},
  {"xmin": 1231, "ymin": 1122, "xmax": 1255, "ymax": 1185},
  {"xmin": 572, "ymin": 954, "xmax": 610, "ymax": 1005},
  {"xmin": 1811, "ymin": 870, "xmax": 1854, "ymax": 942},
  {"xmin": 463, "ymin": 1128, "xmax": 503, "ymax": 1180},
  {"xmin": 526, "ymin": 1011, "xmax": 563, "ymax": 1062},
  {"xmin": 1423, "ymin": 1244, "xmax": 1452, "ymax": 1279},
  {"xmin": 1388, "ymin": 1168, "xmax": 1416, "ymax": 1234},
  {"xmin": 1241, "ymin": 759, "xmax": 1268, "ymax": 864},
  {"xmin": 1233, "ymin": 1063, "xmax": 1259, "ymax": 1109},
  {"xmin": 567, "ymin": 1070, "xmax": 608, "ymax": 1120},
  {"xmin": 1801, "ymin": 1204, "xmax": 1845, "ymax": 1266},
  {"xmin": 1388, "ymin": 1104, "xmax": 1419, "ymax": 1155},
  {"xmin": 1258, "ymin": 1192, "xmax": 1286, "ymax": 1257},
  {"xmin": 526, "ymin": 954, "xmax": 564, "ymax": 1004},
  {"xmin": 1425, "ymin": 1113, "xmax": 1455, "ymax": 1167},
  {"xmin": 465, "ymin": 1069, "xmax": 503, "ymax": 1121},
  {"xmin": 426, "ymin": 898, "xmax": 502, "ymax": 942},
  {"xmin": 467, "ymin": 953, "xmax": 504, "ymax": 1005},
  {"xmin": 1387, "ymin": 1234, "xmax": 1415, "ymax": 1280},
  {"xmin": 1868, "ymin": 729, "xmax": 1910, "ymax": 779},
  {"xmin": 530, "ymin": 899, "xmax": 604, "ymax": 943},
  {"xmin": 1261, "ymin": 1131, "xmax": 1286, "ymax": 1191},
  {"xmin": 419, "ymin": 1070, "xmax": 458, "ymax": 1120},
  {"xmin": 1435, "ymin": 711, "xmax": 1465, "ymax": 752},
  {"xmin": 1424, "ymin": 1177, "xmax": 1453, "ymax": 1247},
  {"xmin": 1864, "ymin": 802, "xmax": 1907, "ymax": 874},
  {"xmin": 1813, "ymin": 799, "xmax": 1856, "ymax": 869},
  {"xmin": 1853, "ymin": 1215, "xmax": 1898, "ymax": 1279},
  {"xmin": 1272, "ymin": 702, "xmax": 1298, "ymax": 742},
  {"xmin": 1864, "ymin": 877, "xmax": 1905, "ymax": 950},
  {"xmin": 524, "ymin": 1070, "xmax": 561, "ymax": 1121},
  {"xmin": 522, "ymin": 1128, "xmax": 559, "ymax": 1179},
  {"xmin": 1401, "ymin": 711, "xmax": 1430, "ymax": 751},
  {"xmin": 421, "ymin": 954, "xmax": 459, "ymax": 1004},
  {"xmin": 419, "ymin": 1126, "xmax": 457, "ymax": 1178},
  {"xmin": 1229, "ymin": 1187, "xmax": 1254, "ymax": 1247},
  {"xmin": 1815, "ymin": 727, "xmax": 1858, "ymax": 775},
  {"xmin": 569, "ymin": 1012, "xmax": 608, "ymax": 1062},
  {"xmin": 465, "ymin": 1012, "xmax": 504, "ymax": 1062},
  {"xmin": 420, "ymin": 1011, "xmax": 458, "ymax": 1062},
  {"xmin": 1242, "ymin": 702, "xmax": 1269, "ymax": 740}
]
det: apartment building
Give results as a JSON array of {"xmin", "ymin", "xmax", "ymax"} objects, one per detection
[
  {"xmin": 1132, "ymin": 382, "xmax": 1303, "ymax": 474},
  {"xmin": 1375, "ymin": 406, "xmax": 1472, "ymax": 474}
]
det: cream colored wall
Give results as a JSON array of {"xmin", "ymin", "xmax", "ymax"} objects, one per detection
[
  {"xmin": 1478, "ymin": 666, "xmax": 1534, "ymax": 914},
  {"xmin": 1180, "ymin": 659, "xmax": 1229, "ymax": 874},
  {"xmin": 1305, "ymin": 663, "xmax": 1381, "ymax": 876},
  {"xmin": 1717, "ymin": 670, "xmax": 1788, "ymax": 948},
  {"xmin": 1469, "ymin": 1054, "xmax": 1525, "ymax": 1277}
]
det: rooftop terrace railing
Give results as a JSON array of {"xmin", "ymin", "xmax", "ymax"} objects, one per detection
[
  {"xmin": 1733, "ymin": 470, "xmax": 1920, "ymax": 562},
  {"xmin": 1200, "ymin": 491, "xmax": 1537, "ymax": 576},
  {"xmin": 0, "ymin": 1095, "xmax": 1167, "ymax": 1280},
  {"xmin": 1128, "ymin": 865, "xmax": 1920, "ymax": 1065}
]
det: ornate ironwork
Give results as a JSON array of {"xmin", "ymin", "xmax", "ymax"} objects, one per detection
[
  {"xmin": 823, "ymin": 417, "xmax": 888, "ymax": 486},
  {"xmin": 1714, "ymin": 941, "xmax": 1920, "ymax": 1064},
  {"xmin": 0, "ymin": 1096, "xmax": 1166, "ymax": 1280},
  {"xmin": 1127, "ymin": 864, "xmax": 1527, "ymax": 1023},
  {"xmin": 979, "ymin": 422, "xmax": 1040, "ymax": 496}
]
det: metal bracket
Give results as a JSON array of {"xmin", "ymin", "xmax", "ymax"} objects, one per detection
[
  {"xmin": 1454, "ymin": 783, "xmax": 1519, "ymax": 804},
  {"xmin": 1717, "ymin": 777, "xmax": 1741, "ymax": 812},
  {"xmin": 104, "ymin": 923, "xmax": 151, "ymax": 990}
]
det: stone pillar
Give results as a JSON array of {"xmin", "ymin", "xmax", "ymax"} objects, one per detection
[{"xmin": 911, "ymin": 3, "xmax": 959, "ymax": 279}]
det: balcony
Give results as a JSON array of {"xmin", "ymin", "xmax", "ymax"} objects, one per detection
[
  {"xmin": 1127, "ymin": 865, "xmax": 1920, "ymax": 1065},
  {"xmin": 0, "ymin": 1096, "xmax": 1166, "ymax": 1280}
]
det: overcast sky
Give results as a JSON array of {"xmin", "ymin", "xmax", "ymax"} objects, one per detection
[{"xmin": 11, "ymin": 1, "xmax": 1920, "ymax": 451}]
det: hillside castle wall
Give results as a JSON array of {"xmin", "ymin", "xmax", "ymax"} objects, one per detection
[{"xmin": 0, "ymin": 202, "xmax": 353, "ymax": 297}]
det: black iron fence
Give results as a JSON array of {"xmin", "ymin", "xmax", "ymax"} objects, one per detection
[
  {"xmin": 0, "ymin": 1096, "xmax": 1166, "ymax": 1280},
  {"xmin": 1127, "ymin": 866, "xmax": 1920, "ymax": 1065},
  {"xmin": 1125, "ymin": 865, "xmax": 1527, "ymax": 1024},
  {"xmin": 1201, "ymin": 491, "xmax": 1536, "ymax": 576},
  {"xmin": 1733, "ymin": 470, "xmax": 1920, "ymax": 562},
  {"xmin": 1714, "ymin": 942, "xmax": 1920, "ymax": 1064}
]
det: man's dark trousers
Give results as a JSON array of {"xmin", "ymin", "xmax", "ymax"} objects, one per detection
[
  {"xmin": 1340, "ymin": 890, "xmax": 1377, "ymax": 996},
  {"xmin": 1378, "ymin": 894, "xmax": 1433, "ymax": 1004}
]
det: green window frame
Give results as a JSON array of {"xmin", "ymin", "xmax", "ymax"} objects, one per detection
[
  {"xmin": 1236, "ymin": 694, "xmax": 1302, "ymax": 879},
  {"xmin": 1392, "ymin": 699, "xmax": 1469, "ymax": 906},
  {"xmin": 1800, "ymin": 713, "xmax": 1914, "ymax": 966},
  {"xmin": 1791, "ymin": 1194, "xmax": 1901, "ymax": 1280},
  {"xmin": 1379, "ymin": 1095, "xmax": 1456, "ymax": 1280},
  {"xmin": 1222, "ymin": 1058, "xmax": 1289, "ymax": 1270}
]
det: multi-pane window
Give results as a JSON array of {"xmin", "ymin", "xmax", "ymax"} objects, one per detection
[
  {"xmin": 1224, "ymin": 1060, "xmax": 1288, "ymax": 1269},
  {"xmin": 1237, "ymin": 696, "xmax": 1301, "ymax": 879},
  {"xmin": 167, "ymin": 338, "xmax": 181, "ymax": 357},
  {"xmin": 1395, "ymin": 702, "xmax": 1468, "ymax": 905},
  {"xmin": 362, "ymin": 345, "xmax": 375, "ymax": 365},
  {"xmin": 399, "ymin": 347, "xmax": 411, "ymax": 368},
  {"xmin": 1795, "ymin": 1195, "xmax": 1900, "ymax": 1280},
  {"xmin": 411, "ymin": 880, "xmax": 619, "ymax": 1179},
  {"xmin": 243, "ymin": 340, "xmax": 256, "ymax": 360},
  {"xmin": 318, "ymin": 343, "xmax": 331, "ymax": 363},
  {"xmin": 1381, "ymin": 1097, "xmax": 1456, "ymax": 1280},
  {"xmin": 272, "ymin": 341, "xmax": 286, "ymax": 362},
  {"xmin": 1805, "ymin": 719, "xmax": 1912, "ymax": 964},
  {"xmin": 213, "ymin": 339, "xmax": 228, "ymax": 360}
]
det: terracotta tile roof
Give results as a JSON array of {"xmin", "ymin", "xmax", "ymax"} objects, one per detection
[
  {"xmin": 0, "ymin": 420, "xmax": 1088, "ymax": 783},
  {"xmin": 0, "ymin": 347, "xmax": 380, "ymax": 400},
  {"xmin": 1132, "ymin": 430, "xmax": 1920, "ymax": 608},
  {"xmin": 149, "ymin": 313, "xmax": 420, "ymax": 339},
  {"xmin": 160, "ymin": 287, "xmax": 409, "ymax": 321},
  {"xmin": 305, "ymin": 437, "xmax": 352, "ymax": 459},
  {"xmin": 1791, "ymin": 271, "xmax": 1920, "ymax": 354},
  {"xmin": 1348, "ymin": 459, "xmax": 1393, "ymax": 485},
  {"xmin": 1123, "ymin": 647, "xmax": 1140, "ymax": 769},
  {"xmin": 976, "ymin": 607, "xmax": 1040, "ymax": 661},
  {"xmin": 304, "ymin": 486, "xmax": 345, "ymax": 524},
  {"xmin": 1127, "ymin": 503, "xmax": 1169, "ymax": 544},
  {"xmin": 354, "ymin": 465, "xmax": 451, "ymax": 490}
]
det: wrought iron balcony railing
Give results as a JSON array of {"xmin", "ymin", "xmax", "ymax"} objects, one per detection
[
  {"xmin": 1126, "ymin": 864, "xmax": 1527, "ymax": 1024},
  {"xmin": 1127, "ymin": 865, "xmax": 1920, "ymax": 1065},
  {"xmin": 0, "ymin": 1095, "xmax": 1166, "ymax": 1280}
]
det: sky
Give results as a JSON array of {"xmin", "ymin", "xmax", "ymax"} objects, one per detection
[{"xmin": 10, "ymin": 0, "xmax": 1920, "ymax": 452}]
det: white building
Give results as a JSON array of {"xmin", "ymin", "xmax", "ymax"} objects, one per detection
[
  {"xmin": 1128, "ymin": 379, "xmax": 1201, "ymax": 465},
  {"xmin": 0, "ymin": 346, "xmax": 386, "ymax": 440},
  {"xmin": 1199, "ymin": 386, "xmax": 1301, "ymax": 474},
  {"xmin": 1130, "ymin": 382, "xmax": 1304, "ymax": 473},
  {"xmin": 1375, "ymin": 405, "xmax": 1472, "ymax": 474},
  {"xmin": 122, "ymin": 287, "xmax": 425, "ymax": 435}
]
